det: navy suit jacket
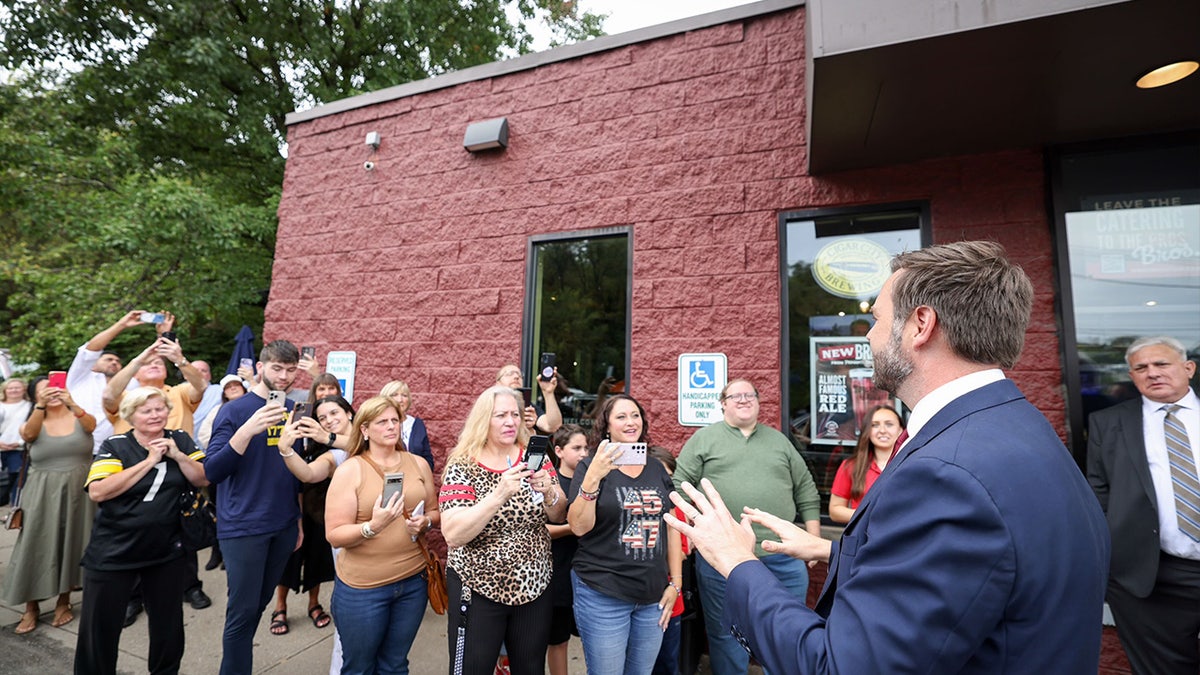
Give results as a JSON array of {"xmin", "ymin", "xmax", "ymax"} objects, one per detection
[
  {"xmin": 408, "ymin": 416, "xmax": 435, "ymax": 472},
  {"xmin": 1086, "ymin": 396, "xmax": 1168, "ymax": 597},
  {"xmin": 724, "ymin": 380, "xmax": 1111, "ymax": 674}
]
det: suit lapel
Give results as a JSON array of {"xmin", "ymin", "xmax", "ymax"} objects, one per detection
[{"xmin": 1119, "ymin": 403, "xmax": 1156, "ymax": 508}]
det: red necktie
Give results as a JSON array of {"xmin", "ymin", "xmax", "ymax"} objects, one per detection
[{"xmin": 893, "ymin": 429, "xmax": 909, "ymax": 452}]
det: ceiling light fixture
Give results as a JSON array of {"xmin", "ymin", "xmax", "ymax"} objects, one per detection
[{"xmin": 1136, "ymin": 61, "xmax": 1199, "ymax": 89}]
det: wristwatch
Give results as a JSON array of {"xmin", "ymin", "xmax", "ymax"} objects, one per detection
[{"xmin": 328, "ymin": 432, "xmax": 337, "ymax": 445}]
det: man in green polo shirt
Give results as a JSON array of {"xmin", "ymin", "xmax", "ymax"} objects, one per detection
[{"xmin": 674, "ymin": 378, "xmax": 821, "ymax": 675}]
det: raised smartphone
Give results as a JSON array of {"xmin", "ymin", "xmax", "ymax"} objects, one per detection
[
  {"xmin": 538, "ymin": 353, "xmax": 556, "ymax": 382},
  {"xmin": 301, "ymin": 346, "xmax": 316, "ymax": 360},
  {"xmin": 611, "ymin": 442, "xmax": 648, "ymax": 466},
  {"xmin": 139, "ymin": 312, "xmax": 165, "ymax": 324},
  {"xmin": 382, "ymin": 472, "xmax": 405, "ymax": 506},
  {"xmin": 48, "ymin": 371, "xmax": 67, "ymax": 389},
  {"xmin": 292, "ymin": 402, "xmax": 311, "ymax": 420},
  {"xmin": 524, "ymin": 435, "xmax": 551, "ymax": 471},
  {"xmin": 267, "ymin": 390, "xmax": 286, "ymax": 406},
  {"xmin": 517, "ymin": 387, "xmax": 532, "ymax": 408}
]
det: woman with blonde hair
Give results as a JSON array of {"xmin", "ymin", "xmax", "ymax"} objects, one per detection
[
  {"xmin": 324, "ymin": 395, "xmax": 440, "ymax": 674},
  {"xmin": 74, "ymin": 386, "xmax": 208, "ymax": 673},
  {"xmin": 380, "ymin": 380, "xmax": 434, "ymax": 471},
  {"xmin": 440, "ymin": 385, "xmax": 566, "ymax": 675}
]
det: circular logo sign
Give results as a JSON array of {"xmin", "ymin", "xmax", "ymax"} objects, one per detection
[{"xmin": 811, "ymin": 239, "xmax": 892, "ymax": 299}]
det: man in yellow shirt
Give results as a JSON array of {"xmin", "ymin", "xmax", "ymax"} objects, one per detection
[{"xmin": 103, "ymin": 337, "xmax": 205, "ymax": 438}]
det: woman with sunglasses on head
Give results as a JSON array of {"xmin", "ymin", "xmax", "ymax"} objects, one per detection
[{"xmin": 567, "ymin": 394, "xmax": 683, "ymax": 675}]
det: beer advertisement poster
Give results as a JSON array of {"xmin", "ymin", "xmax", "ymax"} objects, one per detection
[{"xmin": 809, "ymin": 337, "xmax": 894, "ymax": 446}]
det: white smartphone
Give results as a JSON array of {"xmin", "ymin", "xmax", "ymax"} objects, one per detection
[
  {"xmin": 611, "ymin": 442, "xmax": 648, "ymax": 466},
  {"xmin": 382, "ymin": 472, "xmax": 404, "ymax": 506},
  {"xmin": 267, "ymin": 390, "xmax": 286, "ymax": 406},
  {"xmin": 411, "ymin": 500, "xmax": 426, "ymax": 541}
]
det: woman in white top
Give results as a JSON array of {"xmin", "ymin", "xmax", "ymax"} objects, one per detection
[{"xmin": 0, "ymin": 378, "xmax": 32, "ymax": 505}]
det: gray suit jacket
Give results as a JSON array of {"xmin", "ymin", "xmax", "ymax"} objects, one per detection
[{"xmin": 1087, "ymin": 396, "xmax": 1164, "ymax": 597}]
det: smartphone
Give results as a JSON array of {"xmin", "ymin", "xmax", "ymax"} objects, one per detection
[
  {"xmin": 48, "ymin": 371, "xmax": 67, "ymax": 389},
  {"xmin": 538, "ymin": 353, "xmax": 556, "ymax": 382},
  {"xmin": 517, "ymin": 387, "xmax": 533, "ymax": 408},
  {"xmin": 524, "ymin": 435, "xmax": 551, "ymax": 472},
  {"xmin": 160, "ymin": 330, "xmax": 177, "ymax": 343},
  {"xmin": 292, "ymin": 402, "xmax": 311, "ymax": 420},
  {"xmin": 382, "ymin": 472, "xmax": 405, "ymax": 506},
  {"xmin": 301, "ymin": 346, "xmax": 316, "ymax": 360},
  {"xmin": 267, "ymin": 390, "xmax": 286, "ymax": 406},
  {"xmin": 139, "ymin": 312, "xmax": 165, "ymax": 324},
  {"xmin": 239, "ymin": 358, "xmax": 254, "ymax": 371},
  {"xmin": 611, "ymin": 442, "xmax": 648, "ymax": 466}
]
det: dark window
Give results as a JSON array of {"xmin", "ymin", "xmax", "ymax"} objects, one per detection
[
  {"xmin": 523, "ymin": 228, "xmax": 632, "ymax": 432},
  {"xmin": 779, "ymin": 204, "xmax": 928, "ymax": 518}
]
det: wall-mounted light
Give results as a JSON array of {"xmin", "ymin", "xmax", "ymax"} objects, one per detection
[
  {"xmin": 365, "ymin": 131, "xmax": 381, "ymax": 149},
  {"xmin": 1136, "ymin": 61, "xmax": 1199, "ymax": 89},
  {"xmin": 464, "ymin": 118, "xmax": 509, "ymax": 152}
]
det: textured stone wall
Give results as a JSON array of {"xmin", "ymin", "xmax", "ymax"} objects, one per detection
[{"xmin": 272, "ymin": 5, "xmax": 1061, "ymax": 468}]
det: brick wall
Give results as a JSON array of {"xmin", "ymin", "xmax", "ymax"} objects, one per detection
[{"xmin": 272, "ymin": 5, "xmax": 1061, "ymax": 467}]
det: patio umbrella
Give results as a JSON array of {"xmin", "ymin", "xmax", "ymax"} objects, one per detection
[{"xmin": 225, "ymin": 325, "xmax": 257, "ymax": 376}]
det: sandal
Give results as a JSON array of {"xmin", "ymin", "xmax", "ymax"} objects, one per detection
[
  {"xmin": 308, "ymin": 604, "xmax": 331, "ymax": 629},
  {"xmin": 15, "ymin": 613, "xmax": 37, "ymax": 635},
  {"xmin": 269, "ymin": 610, "xmax": 289, "ymax": 635},
  {"xmin": 51, "ymin": 605, "xmax": 74, "ymax": 628}
]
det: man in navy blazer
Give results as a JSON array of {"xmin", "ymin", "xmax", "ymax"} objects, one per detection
[
  {"xmin": 1087, "ymin": 336, "xmax": 1200, "ymax": 674},
  {"xmin": 667, "ymin": 241, "xmax": 1111, "ymax": 673}
]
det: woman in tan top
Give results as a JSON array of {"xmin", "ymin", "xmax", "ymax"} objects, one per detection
[{"xmin": 324, "ymin": 395, "xmax": 440, "ymax": 675}]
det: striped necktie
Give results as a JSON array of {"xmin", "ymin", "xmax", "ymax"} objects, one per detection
[{"xmin": 1163, "ymin": 404, "xmax": 1200, "ymax": 542}]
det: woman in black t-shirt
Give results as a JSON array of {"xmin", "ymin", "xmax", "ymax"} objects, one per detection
[
  {"xmin": 73, "ymin": 387, "xmax": 209, "ymax": 675},
  {"xmin": 567, "ymin": 395, "xmax": 683, "ymax": 675}
]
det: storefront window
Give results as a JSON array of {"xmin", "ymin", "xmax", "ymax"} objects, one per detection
[
  {"xmin": 524, "ymin": 228, "xmax": 631, "ymax": 431},
  {"xmin": 1052, "ymin": 138, "xmax": 1200, "ymax": 459},
  {"xmin": 780, "ymin": 205, "xmax": 927, "ymax": 517}
]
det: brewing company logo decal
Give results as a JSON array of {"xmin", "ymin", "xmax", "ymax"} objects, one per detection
[{"xmin": 811, "ymin": 239, "xmax": 892, "ymax": 299}]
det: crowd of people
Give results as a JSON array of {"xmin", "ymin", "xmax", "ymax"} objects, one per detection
[{"xmin": 0, "ymin": 240, "xmax": 1194, "ymax": 674}]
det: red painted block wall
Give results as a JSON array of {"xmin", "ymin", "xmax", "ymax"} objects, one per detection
[{"xmin": 272, "ymin": 6, "xmax": 1062, "ymax": 469}]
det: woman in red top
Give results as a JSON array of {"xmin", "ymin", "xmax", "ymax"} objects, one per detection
[{"xmin": 829, "ymin": 406, "xmax": 905, "ymax": 523}]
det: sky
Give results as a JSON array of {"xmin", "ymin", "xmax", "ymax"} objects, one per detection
[{"xmin": 524, "ymin": 0, "xmax": 758, "ymax": 51}]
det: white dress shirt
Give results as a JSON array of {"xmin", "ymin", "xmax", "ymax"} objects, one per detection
[
  {"xmin": 899, "ymin": 369, "xmax": 1006, "ymax": 452},
  {"xmin": 1142, "ymin": 389, "xmax": 1200, "ymax": 559},
  {"xmin": 66, "ymin": 344, "xmax": 113, "ymax": 455}
]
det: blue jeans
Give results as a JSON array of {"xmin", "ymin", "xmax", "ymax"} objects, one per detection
[
  {"xmin": 332, "ymin": 572, "xmax": 427, "ymax": 675},
  {"xmin": 653, "ymin": 615, "xmax": 681, "ymax": 675},
  {"xmin": 218, "ymin": 523, "xmax": 298, "ymax": 675},
  {"xmin": 696, "ymin": 552, "xmax": 809, "ymax": 675},
  {"xmin": 572, "ymin": 570, "xmax": 664, "ymax": 675}
]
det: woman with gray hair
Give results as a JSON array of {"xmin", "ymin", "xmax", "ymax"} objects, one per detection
[{"xmin": 73, "ymin": 386, "xmax": 208, "ymax": 675}]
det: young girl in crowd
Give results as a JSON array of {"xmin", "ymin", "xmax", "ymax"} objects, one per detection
[
  {"xmin": 546, "ymin": 424, "xmax": 588, "ymax": 675},
  {"xmin": 567, "ymin": 394, "xmax": 683, "ymax": 675},
  {"xmin": 648, "ymin": 445, "xmax": 689, "ymax": 675},
  {"xmin": 829, "ymin": 405, "xmax": 905, "ymax": 523}
]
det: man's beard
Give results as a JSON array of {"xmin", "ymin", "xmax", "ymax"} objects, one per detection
[
  {"xmin": 873, "ymin": 321, "xmax": 913, "ymax": 394},
  {"xmin": 263, "ymin": 376, "xmax": 292, "ymax": 393}
]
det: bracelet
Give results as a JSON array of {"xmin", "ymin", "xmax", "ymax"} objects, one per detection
[
  {"xmin": 546, "ymin": 489, "xmax": 561, "ymax": 508},
  {"xmin": 279, "ymin": 449, "xmax": 295, "ymax": 458},
  {"xmin": 74, "ymin": 409, "xmax": 86, "ymax": 418},
  {"xmin": 667, "ymin": 580, "xmax": 681, "ymax": 595},
  {"xmin": 361, "ymin": 521, "xmax": 377, "ymax": 539},
  {"xmin": 579, "ymin": 486, "xmax": 599, "ymax": 502},
  {"xmin": 424, "ymin": 516, "xmax": 432, "ymax": 532},
  {"xmin": 34, "ymin": 406, "xmax": 46, "ymax": 411}
]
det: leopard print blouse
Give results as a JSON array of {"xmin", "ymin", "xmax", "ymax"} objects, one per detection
[{"xmin": 439, "ymin": 458, "xmax": 558, "ymax": 605}]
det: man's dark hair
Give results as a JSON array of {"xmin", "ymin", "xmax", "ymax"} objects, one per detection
[
  {"xmin": 259, "ymin": 340, "xmax": 299, "ymax": 365},
  {"xmin": 100, "ymin": 350, "xmax": 120, "ymax": 358}
]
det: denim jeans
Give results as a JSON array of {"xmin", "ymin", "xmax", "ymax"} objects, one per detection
[
  {"xmin": 332, "ymin": 572, "xmax": 427, "ymax": 675},
  {"xmin": 218, "ymin": 523, "xmax": 298, "ymax": 675},
  {"xmin": 571, "ymin": 570, "xmax": 664, "ymax": 675},
  {"xmin": 652, "ymin": 615, "xmax": 681, "ymax": 675},
  {"xmin": 696, "ymin": 552, "xmax": 809, "ymax": 675}
]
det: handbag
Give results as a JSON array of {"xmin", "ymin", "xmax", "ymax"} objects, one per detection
[
  {"xmin": 418, "ymin": 535, "xmax": 449, "ymax": 615},
  {"xmin": 5, "ymin": 445, "xmax": 29, "ymax": 531},
  {"xmin": 179, "ymin": 487, "xmax": 218, "ymax": 550}
]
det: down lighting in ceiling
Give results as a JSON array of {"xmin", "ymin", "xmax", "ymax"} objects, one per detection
[{"xmin": 1136, "ymin": 61, "xmax": 1199, "ymax": 89}]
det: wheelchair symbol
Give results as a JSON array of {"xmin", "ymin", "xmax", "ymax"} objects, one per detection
[{"xmin": 689, "ymin": 361, "xmax": 716, "ymax": 389}]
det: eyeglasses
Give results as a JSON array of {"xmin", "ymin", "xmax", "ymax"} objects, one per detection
[{"xmin": 722, "ymin": 392, "xmax": 758, "ymax": 402}]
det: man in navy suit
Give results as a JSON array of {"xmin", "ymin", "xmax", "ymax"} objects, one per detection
[
  {"xmin": 666, "ymin": 241, "xmax": 1111, "ymax": 673},
  {"xmin": 1088, "ymin": 336, "xmax": 1200, "ymax": 674}
]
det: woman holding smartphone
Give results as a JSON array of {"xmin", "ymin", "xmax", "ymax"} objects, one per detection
[
  {"xmin": 323, "ymin": 396, "xmax": 439, "ymax": 675},
  {"xmin": 567, "ymin": 394, "xmax": 683, "ymax": 675},
  {"xmin": 440, "ymin": 385, "xmax": 565, "ymax": 675}
]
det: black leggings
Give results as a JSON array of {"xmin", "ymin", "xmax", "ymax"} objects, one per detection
[
  {"xmin": 75, "ymin": 556, "xmax": 187, "ymax": 675},
  {"xmin": 446, "ymin": 567, "xmax": 552, "ymax": 675}
]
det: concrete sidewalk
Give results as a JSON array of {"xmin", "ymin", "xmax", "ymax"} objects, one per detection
[{"xmin": 0, "ymin": 525, "xmax": 586, "ymax": 674}]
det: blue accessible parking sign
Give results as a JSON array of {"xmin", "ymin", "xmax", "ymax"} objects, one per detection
[{"xmin": 678, "ymin": 353, "xmax": 727, "ymax": 426}]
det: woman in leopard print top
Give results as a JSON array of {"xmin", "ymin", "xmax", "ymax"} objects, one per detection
[{"xmin": 439, "ymin": 385, "xmax": 567, "ymax": 675}]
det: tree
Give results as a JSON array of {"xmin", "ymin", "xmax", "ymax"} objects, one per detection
[{"xmin": 0, "ymin": 0, "xmax": 605, "ymax": 369}]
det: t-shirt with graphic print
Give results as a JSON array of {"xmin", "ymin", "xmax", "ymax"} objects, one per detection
[
  {"xmin": 567, "ymin": 456, "xmax": 674, "ymax": 604},
  {"xmin": 439, "ymin": 453, "xmax": 559, "ymax": 605}
]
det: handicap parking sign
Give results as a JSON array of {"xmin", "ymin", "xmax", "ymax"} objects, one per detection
[{"xmin": 678, "ymin": 353, "xmax": 727, "ymax": 426}]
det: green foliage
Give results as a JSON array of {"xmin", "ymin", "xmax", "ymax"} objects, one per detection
[{"xmin": 0, "ymin": 0, "xmax": 605, "ymax": 371}]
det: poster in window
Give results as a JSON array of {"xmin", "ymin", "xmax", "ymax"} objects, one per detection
[{"xmin": 809, "ymin": 337, "xmax": 895, "ymax": 446}]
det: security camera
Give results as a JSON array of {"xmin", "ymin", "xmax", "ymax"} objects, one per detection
[{"xmin": 363, "ymin": 160, "xmax": 375, "ymax": 171}]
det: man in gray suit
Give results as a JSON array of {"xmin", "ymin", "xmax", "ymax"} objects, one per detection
[{"xmin": 1088, "ymin": 336, "xmax": 1200, "ymax": 675}]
